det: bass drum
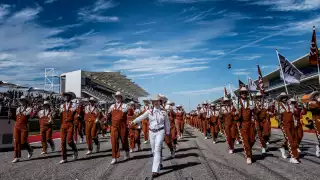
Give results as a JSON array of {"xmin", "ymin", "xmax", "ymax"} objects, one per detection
[{"xmin": 0, "ymin": 106, "xmax": 15, "ymax": 149}]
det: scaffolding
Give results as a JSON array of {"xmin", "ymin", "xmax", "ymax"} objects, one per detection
[{"xmin": 44, "ymin": 68, "xmax": 58, "ymax": 93}]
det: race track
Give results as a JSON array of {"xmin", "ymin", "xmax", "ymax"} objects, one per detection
[{"xmin": 0, "ymin": 126, "xmax": 320, "ymax": 180}]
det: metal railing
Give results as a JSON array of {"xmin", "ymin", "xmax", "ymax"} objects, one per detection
[{"xmin": 82, "ymin": 86, "xmax": 114, "ymax": 104}]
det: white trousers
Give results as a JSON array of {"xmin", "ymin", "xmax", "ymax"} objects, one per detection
[{"xmin": 149, "ymin": 129, "xmax": 165, "ymax": 173}]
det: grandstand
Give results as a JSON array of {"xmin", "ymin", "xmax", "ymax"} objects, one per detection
[
  {"xmin": 213, "ymin": 49, "xmax": 320, "ymax": 102},
  {"xmin": 60, "ymin": 70, "xmax": 149, "ymax": 104}
]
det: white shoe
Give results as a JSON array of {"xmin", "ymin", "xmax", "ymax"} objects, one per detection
[
  {"xmin": 261, "ymin": 148, "xmax": 266, "ymax": 154},
  {"xmin": 111, "ymin": 158, "xmax": 117, "ymax": 165},
  {"xmin": 266, "ymin": 142, "xmax": 270, "ymax": 145},
  {"xmin": 73, "ymin": 151, "xmax": 78, "ymax": 160},
  {"xmin": 130, "ymin": 149, "xmax": 133, "ymax": 153},
  {"xmin": 12, "ymin": 158, "xmax": 19, "ymax": 163},
  {"xmin": 124, "ymin": 152, "xmax": 130, "ymax": 160},
  {"xmin": 86, "ymin": 151, "xmax": 92, "ymax": 155},
  {"xmin": 289, "ymin": 158, "xmax": 299, "ymax": 164},
  {"xmin": 59, "ymin": 159, "xmax": 67, "ymax": 164},
  {"xmin": 280, "ymin": 148, "xmax": 287, "ymax": 159},
  {"xmin": 229, "ymin": 150, "xmax": 234, "ymax": 154},
  {"xmin": 246, "ymin": 158, "xmax": 252, "ymax": 164},
  {"xmin": 212, "ymin": 141, "xmax": 216, "ymax": 144},
  {"xmin": 316, "ymin": 145, "xmax": 320, "ymax": 157},
  {"xmin": 28, "ymin": 149, "xmax": 34, "ymax": 159},
  {"xmin": 297, "ymin": 148, "xmax": 301, "ymax": 153},
  {"xmin": 235, "ymin": 140, "xmax": 239, "ymax": 145},
  {"xmin": 144, "ymin": 141, "xmax": 149, "ymax": 144},
  {"xmin": 41, "ymin": 151, "xmax": 47, "ymax": 155},
  {"xmin": 204, "ymin": 137, "xmax": 208, "ymax": 140}
]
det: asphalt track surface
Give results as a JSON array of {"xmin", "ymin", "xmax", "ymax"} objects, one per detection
[{"xmin": 1, "ymin": 126, "xmax": 320, "ymax": 180}]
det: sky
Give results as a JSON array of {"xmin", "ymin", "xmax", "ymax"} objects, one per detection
[{"xmin": 1, "ymin": 0, "xmax": 320, "ymax": 111}]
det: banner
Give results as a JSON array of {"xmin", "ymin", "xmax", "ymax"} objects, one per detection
[
  {"xmin": 257, "ymin": 65, "xmax": 264, "ymax": 94},
  {"xmin": 309, "ymin": 26, "xmax": 319, "ymax": 65},
  {"xmin": 277, "ymin": 52, "xmax": 303, "ymax": 84},
  {"xmin": 247, "ymin": 76, "xmax": 258, "ymax": 92}
]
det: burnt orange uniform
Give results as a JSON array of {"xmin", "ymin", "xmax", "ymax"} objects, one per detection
[
  {"xmin": 307, "ymin": 101, "xmax": 320, "ymax": 149},
  {"xmin": 84, "ymin": 104, "xmax": 100, "ymax": 151},
  {"xmin": 38, "ymin": 109, "xmax": 55, "ymax": 153},
  {"xmin": 14, "ymin": 106, "xmax": 33, "ymax": 158},
  {"xmin": 127, "ymin": 108, "xmax": 141, "ymax": 150},
  {"xmin": 210, "ymin": 109, "xmax": 220, "ymax": 142},
  {"xmin": 74, "ymin": 104, "xmax": 84, "ymax": 142},
  {"xmin": 277, "ymin": 102, "xmax": 299, "ymax": 159},
  {"xmin": 254, "ymin": 101, "xmax": 270, "ymax": 149},
  {"xmin": 141, "ymin": 106, "xmax": 150, "ymax": 142},
  {"xmin": 222, "ymin": 105, "xmax": 238, "ymax": 150},
  {"xmin": 236, "ymin": 99, "xmax": 256, "ymax": 159},
  {"xmin": 108, "ymin": 103, "xmax": 129, "ymax": 158},
  {"xmin": 175, "ymin": 110, "xmax": 185, "ymax": 137},
  {"xmin": 60, "ymin": 102, "xmax": 78, "ymax": 160}
]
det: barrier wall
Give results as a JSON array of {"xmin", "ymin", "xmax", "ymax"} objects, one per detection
[{"xmin": 270, "ymin": 111, "xmax": 314, "ymax": 131}]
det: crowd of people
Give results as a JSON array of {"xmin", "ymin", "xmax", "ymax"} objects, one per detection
[{"xmin": 6, "ymin": 87, "xmax": 320, "ymax": 178}]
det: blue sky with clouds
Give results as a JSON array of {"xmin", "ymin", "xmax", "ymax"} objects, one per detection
[{"xmin": 1, "ymin": 0, "xmax": 320, "ymax": 110}]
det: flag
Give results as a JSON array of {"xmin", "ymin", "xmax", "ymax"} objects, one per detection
[
  {"xmin": 247, "ymin": 76, "xmax": 258, "ymax": 92},
  {"xmin": 224, "ymin": 87, "xmax": 228, "ymax": 97},
  {"xmin": 257, "ymin": 65, "xmax": 264, "ymax": 94},
  {"xmin": 229, "ymin": 84, "xmax": 237, "ymax": 101},
  {"xmin": 309, "ymin": 26, "xmax": 319, "ymax": 65},
  {"xmin": 277, "ymin": 51, "xmax": 303, "ymax": 84},
  {"xmin": 238, "ymin": 79, "xmax": 245, "ymax": 88}
]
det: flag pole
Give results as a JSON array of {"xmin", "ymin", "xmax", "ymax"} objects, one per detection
[
  {"xmin": 314, "ymin": 26, "xmax": 320, "ymax": 89},
  {"xmin": 276, "ymin": 49, "xmax": 289, "ymax": 94}
]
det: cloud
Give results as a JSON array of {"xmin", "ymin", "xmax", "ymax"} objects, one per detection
[
  {"xmin": 172, "ymin": 86, "xmax": 227, "ymax": 95},
  {"xmin": 233, "ymin": 55, "xmax": 262, "ymax": 61},
  {"xmin": 133, "ymin": 29, "xmax": 152, "ymax": 35},
  {"xmin": 78, "ymin": 0, "xmax": 119, "ymax": 23},
  {"xmin": 207, "ymin": 50, "xmax": 225, "ymax": 55},
  {"xmin": 249, "ymin": 0, "xmax": 320, "ymax": 11},
  {"xmin": 180, "ymin": 8, "xmax": 215, "ymax": 23},
  {"xmin": 134, "ymin": 41, "xmax": 149, "ymax": 45},
  {"xmin": 107, "ymin": 56, "xmax": 211, "ymax": 78},
  {"xmin": 136, "ymin": 21, "xmax": 156, "ymax": 25},
  {"xmin": 0, "ymin": 4, "xmax": 10, "ymax": 19},
  {"xmin": 44, "ymin": 0, "xmax": 58, "ymax": 4},
  {"xmin": 158, "ymin": 0, "xmax": 218, "ymax": 3},
  {"xmin": 232, "ymin": 69, "xmax": 251, "ymax": 75}
]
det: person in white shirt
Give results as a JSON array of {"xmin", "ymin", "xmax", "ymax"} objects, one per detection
[
  {"xmin": 131, "ymin": 94, "xmax": 170, "ymax": 178},
  {"xmin": 107, "ymin": 91, "xmax": 130, "ymax": 165}
]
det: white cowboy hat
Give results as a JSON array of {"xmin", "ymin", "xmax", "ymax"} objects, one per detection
[
  {"xmin": 82, "ymin": 98, "xmax": 89, "ymax": 102},
  {"xmin": 210, "ymin": 103, "xmax": 216, "ymax": 107},
  {"xmin": 276, "ymin": 92, "xmax": 291, "ymax": 100},
  {"xmin": 19, "ymin": 96, "xmax": 30, "ymax": 103},
  {"xmin": 309, "ymin": 91, "xmax": 319, "ymax": 100},
  {"xmin": 176, "ymin": 105, "xmax": 182, "ymax": 108},
  {"xmin": 289, "ymin": 98, "xmax": 297, "ymax": 102},
  {"xmin": 158, "ymin": 94, "xmax": 168, "ymax": 101},
  {"xmin": 256, "ymin": 92, "xmax": 263, "ymax": 97},
  {"xmin": 223, "ymin": 97, "xmax": 230, "ymax": 102},
  {"xmin": 43, "ymin": 101, "xmax": 50, "ymax": 105},
  {"xmin": 166, "ymin": 101, "xmax": 175, "ymax": 106},
  {"xmin": 202, "ymin": 101, "xmax": 208, "ymax": 105},
  {"xmin": 129, "ymin": 101, "xmax": 135, "ymax": 105},
  {"xmin": 115, "ymin": 91, "xmax": 123, "ymax": 98},
  {"xmin": 151, "ymin": 94, "xmax": 161, "ymax": 101},
  {"xmin": 62, "ymin": 92, "xmax": 76, "ymax": 99},
  {"xmin": 89, "ymin": 97, "xmax": 96, "ymax": 101},
  {"xmin": 197, "ymin": 105, "xmax": 201, "ymax": 109},
  {"xmin": 239, "ymin": 86, "xmax": 248, "ymax": 92},
  {"xmin": 142, "ymin": 99, "xmax": 150, "ymax": 103}
]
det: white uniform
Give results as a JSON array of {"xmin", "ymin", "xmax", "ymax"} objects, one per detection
[{"xmin": 133, "ymin": 107, "xmax": 170, "ymax": 173}]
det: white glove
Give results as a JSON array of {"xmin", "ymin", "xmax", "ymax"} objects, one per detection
[
  {"xmin": 249, "ymin": 105, "xmax": 255, "ymax": 110},
  {"xmin": 95, "ymin": 118, "xmax": 99, "ymax": 123},
  {"xmin": 317, "ymin": 98, "xmax": 320, "ymax": 102},
  {"xmin": 294, "ymin": 120, "xmax": 297, "ymax": 127}
]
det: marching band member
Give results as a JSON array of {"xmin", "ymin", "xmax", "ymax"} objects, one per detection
[
  {"xmin": 127, "ymin": 101, "xmax": 141, "ymax": 152},
  {"xmin": 131, "ymin": 94, "xmax": 170, "ymax": 178},
  {"xmin": 221, "ymin": 97, "xmax": 238, "ymax": 154},
  {"xmin": 306, "ymin": 91, "xmax": 320, "ymax": 157},
  {"xmin": 59, "ymin": 92, "xmax": 78, "ymax": 164},
  {"xmin": 175, "ymin": 105, "xmax": 185, "ymax": 139},
  {"xmin": 234, "ymin": 87, "xmax": 255, "ymax": 164},
  {"xmin": 84, "ymin": 97, "xmax": 101, "ymax": 155},
  {"xmin": 38, "ymin": 101, "xmax": 55, "ymax": 155},
  {"xmin": 209, "ymin": 103, "xmax": 219, "ymax": 144},
  {"xmin": 11, "ymin": 96, "xmax": 34, "ymax": 163},
  {"xmin": 74, "ymin": 98, "xmax": 85, "ymax": 143},
  {"xmin": 267, "ymin": 99, "xmax": 276, "ymax": 145},
  {"xmin": 276, "ymin": 92, "xmax": 299, "ymax": 164},
  {"xmin": 100, "ymin": 108, "xmax": 108, "ymax": 138},
  {"xmin": 107, "ymin": 91, "xmax": 130, "ymax": 165},
  {"xmin": 290, "ymin": 97, "xmax": 306, "ymax": 152},
  {"xmin": 166, "ymin": 101, "xmax": 177, "ymax": 151},
  {"xmin": 254, "ymin": 92, "xmax": 268, "ymax": 154},
  {"xmin": 196, "ymin": 105, "xmax": 202, "ymax": 130},
  {"xmin": 141, "ymin": 99, "xmax": 151, "ymax": 144}
]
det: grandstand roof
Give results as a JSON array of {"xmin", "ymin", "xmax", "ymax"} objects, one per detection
[{"xmin": 82, "ymin": 71, "xmax": 149, "ymax": 99}]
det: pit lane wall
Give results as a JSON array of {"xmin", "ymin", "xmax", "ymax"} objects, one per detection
[{"xmin": 270, "ymin": 111, "xmax": 314, "ymax": 131}]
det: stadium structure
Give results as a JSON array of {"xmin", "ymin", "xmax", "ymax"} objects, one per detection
[
  {"xmin": 213, "ymin": 49, "xmax": 320, "ymax": 102},
  {"xmin": 60, "ymin": 70, "xmax": 149, "ymax": 104}
]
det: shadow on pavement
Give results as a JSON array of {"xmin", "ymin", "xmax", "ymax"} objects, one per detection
[
  {"xmin": 160, "ymin": 162, "xmax": 201, "ymax": 177},
  {"xmin": 77, "ymin": 153, "xmax": 112, "ymax": 161},
  {"xmin": 175, "ymin": 147, "xmax": 198, "ymax": 153}
]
